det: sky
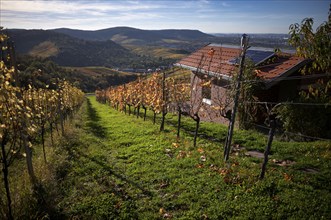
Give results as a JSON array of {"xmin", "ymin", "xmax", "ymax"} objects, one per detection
[{"xmin": 0, "ymin": 0, "xmax": 329, "ymax": 34}]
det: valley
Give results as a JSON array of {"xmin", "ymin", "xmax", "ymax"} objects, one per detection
[
  {"xmin": 8, "ymin": 27, "xmax": 292, "ymax": 70},
  {"xmin": 5, "ymin": 26, "xmax": 295, "ymax": 94}
]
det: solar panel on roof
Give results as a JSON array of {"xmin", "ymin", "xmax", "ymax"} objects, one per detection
[
  {"xmin": 246, "ymin": 50, "xmax": 274, "ymax": 65},
  {"xmin": 228, "ymin": 50, "xmax": 274, "ymax": 65}
]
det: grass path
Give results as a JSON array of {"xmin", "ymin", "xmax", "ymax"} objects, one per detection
[{"xmin": 53, "ymin": 96, "xmax": 331, "ymax": 219}]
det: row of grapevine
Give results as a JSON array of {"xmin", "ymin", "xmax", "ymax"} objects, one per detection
[
  {"xmin": 0, "ymin": 33, "xmax": 85, "ymax": 219},
  {"xmin": 96, "ymin": 71, "xmax": 190, "ymax": 132},
  {"xmin": 96, "ymin": 69, "xmax": 232, "ymax": 148}
]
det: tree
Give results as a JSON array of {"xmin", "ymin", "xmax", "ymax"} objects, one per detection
[{"xmin": 277, "ymin": 7, "xmax": 331, "ymax": 139}]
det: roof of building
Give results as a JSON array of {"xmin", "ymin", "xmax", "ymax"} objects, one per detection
[{"xmin": 175, "ymin": 44, "xmax": 307, "ymax": 84}]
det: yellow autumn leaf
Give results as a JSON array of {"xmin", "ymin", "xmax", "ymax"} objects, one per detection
[
  {"xmin": 197, "ymin": 148, "xmax": 204, "ymax": 153},
  {"xmin": 172, "ymin": 142, "xmax": 180, "ymax": 148},
  {"xmin": 159, "ymin": 208, "xmax": 165, "ymax": 214}
]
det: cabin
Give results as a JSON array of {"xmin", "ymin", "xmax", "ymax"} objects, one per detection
[{"xmin": 175, "ymin": 43, "xmax": 310, "ymax": 124}]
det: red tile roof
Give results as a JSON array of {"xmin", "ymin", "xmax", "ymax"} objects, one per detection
[
  {"xmin": 175, "ymin": 44, "xmax": 307, "ymax": 82},
  {"xmin": 256, "ymin": 53, "xmax": 306, "ymax": 80},
  {"xmin": 176, "ymin": 45, "xmax": 240, "ymax": 79}
]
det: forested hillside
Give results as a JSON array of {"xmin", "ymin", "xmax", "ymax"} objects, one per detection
[
  {"xmin": 53, "ymin": 27, "xmax": 215, "ymax": 45},
  {"xmin": 8, "ymin": 29, "xmax": 174, "ymax": 68},
  {"xmin": 53, "ymin": 27, "xmax": 292, "ymax": 51},
  {"xmin": 16, "ymin": 56, "xmax": 137, "ymax": 92},
  {"xmin": 7, "ymin": 28, "xmax": 293, "ymax": 70}
]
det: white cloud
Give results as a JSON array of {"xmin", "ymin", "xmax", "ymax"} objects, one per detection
[
  {"xmin": 0, "ymin": 0, "xmax": 328, "ymax": 33},
  {"xmin": 221, "ymin": 2, "xmax": 230, "ymax": 7},
  {"xmin": 1, "ymin": 0, "xmax": 167, "ymax": 30},
  {"xmin": 116, "ymin": 12, "xmax": 164, "ymax": 21},
  {"xmin": 1, "ymin": 0, "xmax": 161, "ymax": 14},
  {"xmin": 199, "ymin": 0, "xmax": 210, "ymax": 4}
]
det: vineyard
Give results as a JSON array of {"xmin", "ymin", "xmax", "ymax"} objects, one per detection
[
  {"xmin": 1, "ymin": 11, "xmax": 331, "ymax": 218},
  {"xmin": 0, "ymin": 32, "xmax": 85, "ymax": 219},
  {"xmin": 96, "ymin": 69, "xmax": 191, "ymax": 132},
  {"xmin": 17, "ymin": 95, "xmax": 329, "ymax": 219},
  {"xmin": 95, "ymin": 67, "xmax": 234, "ymax": 149},
  {"xmin": 1, "ymin": 62, "xmax": 331, "ymax": 218}
]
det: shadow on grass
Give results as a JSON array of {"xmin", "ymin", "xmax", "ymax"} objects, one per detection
[
  {"xmin": 86, "ymin": 98, "xmax": 107, "ymax": 138},
  {"xmin": 80, "ymin": 153, "xmax": 153, "ymax": 198}
]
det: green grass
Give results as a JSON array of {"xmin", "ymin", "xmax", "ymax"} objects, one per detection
[
  {"xmin": 6, "ymin": 96, "xmax": 329, "ymax": 219},
  {"xmin": 42, "ymin": 96, "xmax": 330, "ymax": 219}
]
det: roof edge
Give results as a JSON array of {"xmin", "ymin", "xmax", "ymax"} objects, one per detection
[
  {"xmin": 264, "ymin": 59, "xmax": 311, "ymax": 88},
  {"xmin": 174, "ymin": 63, "xmax": 232, "ymax": 81}
]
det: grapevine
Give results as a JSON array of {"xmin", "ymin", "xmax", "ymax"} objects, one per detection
[
  {"xmin": 96, "ymin": 70, "xmax": 190, "ymax": 130},
  {"xmin": 0, "ymin": 31, "xmax": 85, "ymax": 219}
]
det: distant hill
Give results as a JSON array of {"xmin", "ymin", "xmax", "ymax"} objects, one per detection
[
  {"xmin": 7, "ymin": 28, "xmax": 292, "ymax": 69},
  {"xmin": 52, "ymin": 26, "xmax": 216, "ymax": 46},
  {"xmin": 52, "ymin": 27, "xmax": 217, "ymax": 60},
  {"xmin": 53, "ymin": 26, "xmax": 292, "ymax": 54},
  {"xmin": 7, "ymin": 29, "xmax": 143, "ymax": 67}
]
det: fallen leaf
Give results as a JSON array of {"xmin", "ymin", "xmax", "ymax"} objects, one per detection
[
  {"xmin": 159, "ymin": 208, "xmax": 165, "ymax": 214},
  {"xmin": 196, "ymin": 164, "xmax": 204, "ymax": 168},
  {"xmin": 283, "ymin": 173, "xmax": 292, "ymax": 181},
  {"xmin": 172, "ymin": 142, "xmax": 180, "ymax": 148},
  {"xmin": 219, "ymin": 168, "xmax": 230, "ymax": 176},
  {"xmin": 176, "ymin": 150, "xmax": 187, "ymax": 159},
  {"xmin": 197, "ymin": 148, "xmax": 204, "ymax": 153}
]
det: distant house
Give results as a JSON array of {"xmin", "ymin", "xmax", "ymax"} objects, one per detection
[{"xmin": 175, "ymin": 43, "xmax": 310, "ymax": 124}]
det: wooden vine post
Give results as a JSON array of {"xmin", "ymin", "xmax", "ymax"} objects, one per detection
[
  {"xmin": 260, "ymin": 114, "xmax": 277, "ymax": 179},
  {"xmin": 160, "ymin": 70, "xmax": 167, "ymax": 131},
  {"xmin": 224, "ymin": 34, "xmax": 249, "ymax": 161}
]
